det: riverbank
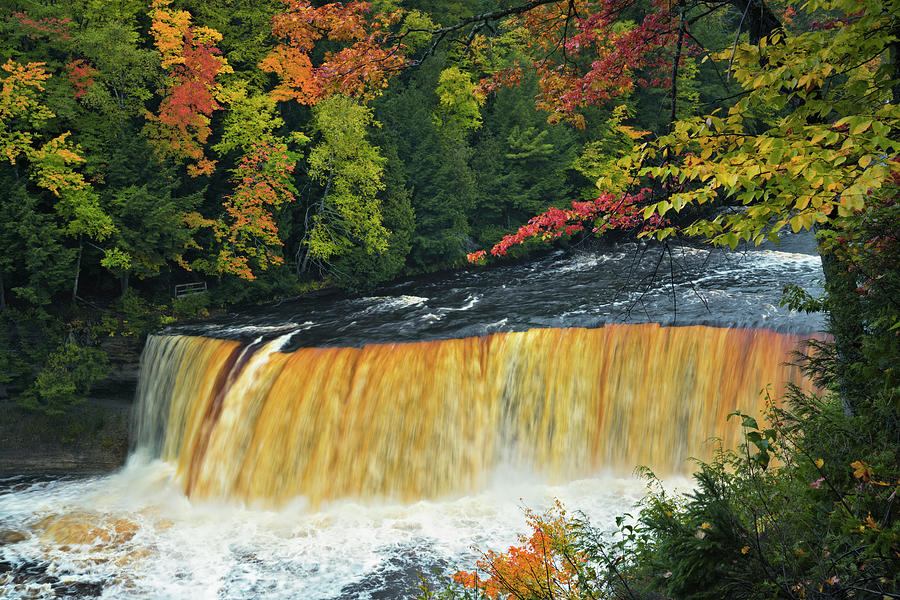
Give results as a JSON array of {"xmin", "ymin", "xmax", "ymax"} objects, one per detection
[
  {"xmin": 0, "ymin": 335, "xmax": 141, "ymax": 477},
  {"xmin": 0, "ymin": 398, "xmax": 131, "ymax": 476}
]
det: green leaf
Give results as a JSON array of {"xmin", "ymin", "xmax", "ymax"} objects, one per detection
[{"xmin": 850, "ymin": 118, "xmax": 873, "ymax": 135}]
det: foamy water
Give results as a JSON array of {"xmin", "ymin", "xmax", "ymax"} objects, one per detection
[{"xmin": 0, "ymin": 461, "xmax": 668, "ymax": 600}]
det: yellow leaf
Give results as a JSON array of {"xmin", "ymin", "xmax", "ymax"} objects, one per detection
[
  {"xmin": 814, "ymin": 458, "xmax": 824, "ymax": 469},
  {"xmin": 858, "ymin": 154, "xmax": 872, "ymax": 168},
  {"xmin": 851, "ymin": 460, "xmax": 873, "ymax": 481},
  {"xmin": 851, "ymin": 119, "xmax": 873, "ymax": 135}
]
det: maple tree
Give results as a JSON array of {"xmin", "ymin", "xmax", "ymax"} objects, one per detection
[
  {"xmin": 9, "ymin": 11, "xmax": 73, "ymax": 42},
  {"xmin": 65, "ymin": 59, "xmax": 97, "ymax": 99},
  {"xmin": 474, "ymin": 0, "xmax": 684, "ymax": 129},
  {"xmin": 468, "ymin": 188, "xmax": 665, "ymax": 262},
  {"xmin": 144, "ymin": 0, "xmax": 232, "ymax": 177},
  {"xmin": 627, "ymin": 0, "xmax": 899, "ymax": 250},
  {"xmin": 0, "ymin": 59, "xmax": 113, "ymax": 242},
  {"xmin": 450, "ymin": 501, "xmax": 584, "ymax": 599},
  {"xmin": 259, "ymin": 0, "xmax": 408, "ymax": 105},
  {"xmin": 431, "ymin": 500, "xmax": 624, "ymax": 600},
  {"xmin": 212, "ymin": 140, "xmax": 299, "ymax": 280}
]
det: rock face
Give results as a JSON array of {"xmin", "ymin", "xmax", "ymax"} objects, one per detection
[
  {"xmin": 0, "ymin": 335, "xmax": 141, "ymax": 477},
  {"xmin": 0, "ymin": 399, "xmax": 132, "ymax": 476}
]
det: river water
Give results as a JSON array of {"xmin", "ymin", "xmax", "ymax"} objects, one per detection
[
  {"xmin": 0, "ymin": 238, "xmax": 825, "ymax": 600},
  {"xmin": 176, "ymin": 236, "xmax": 825, "ymax": 348}
]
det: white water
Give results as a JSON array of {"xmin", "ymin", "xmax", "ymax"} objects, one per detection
[{"xmin": 0, "ymin": 459, "xmax": 672, "ymax": 599}]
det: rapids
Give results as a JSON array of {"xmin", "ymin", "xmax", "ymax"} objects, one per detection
[{"xmin": 0, "ymin": 239, "xmax": 825, "ymax": 599}]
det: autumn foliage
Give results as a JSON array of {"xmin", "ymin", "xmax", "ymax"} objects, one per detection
[
  {"xmin": 476, "ymin": 0, "xmax": 687, "ymax": 128},
  {"xmin": 145, "ymin": 0, "xmax": 232, "ymax": 177},
  {"xmin": 260, "ymin": 0, "xmax": 407, "ymax": 104},
  {"xmin": 469, "ymin": 190, "xmax": 666, "ymax": 262},
  {"xmin": 65, "ymin": 60, "xmax": 98, "ymax": 99},
  {"xmin": 10, "ymin": 11, "xmax": 72, "ymax": 42},
  {"xmin": 0, "ymin": 61, "xmax": 112, "ymax": 237},
  {"xmin": 214, "ymin": 141, "xmax": 299, "ymax": 279},
  {"xmin": 450, "ymin": 501, "xmax": 593, "ymax": 600}
]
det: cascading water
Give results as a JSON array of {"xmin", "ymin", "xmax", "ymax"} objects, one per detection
[
  {"xmin": 0, "ymin": 240, "xmax": 826, "ymax": 599},
  {"xmin": 133, "ymin": 325, "xmax": 814, "ymax": 508}
]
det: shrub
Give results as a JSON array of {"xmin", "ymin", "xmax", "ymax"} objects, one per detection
[
  {"xmin": 172, "ymin": 293, "xmax": 211, "ymax": 319},
  {"xmin": 19, "ymin": 343, "xmax": 111, "ymax": 416}
]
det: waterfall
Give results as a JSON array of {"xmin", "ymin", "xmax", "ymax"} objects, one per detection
[{"xmin": 132, "ymin": 324, "xmax": 816, "ymax": 507}]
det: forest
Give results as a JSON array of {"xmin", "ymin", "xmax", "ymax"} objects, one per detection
[
  {"xmin": 1, "ymin": 0, "xmax": 899, "ymax": 596},
  {"xmin": 2, "ymin": 0, "xmax": 893, "ymax": 407},
  {"xmin": 0, "ymin": 0, "xmax": 715, "ymax": 413}
]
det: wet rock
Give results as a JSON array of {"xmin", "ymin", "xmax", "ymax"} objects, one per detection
[
  {"xmin": 53, "ymin": 579, "xmax": 104, "ymax": 598},
  {"xmin": 35, "ymin": 512, "xmax": 139, "ymax": 547},
  {"xmin": 0, "ymin": 530, "xmax": 27, "ymax": 544},
  {"xmin": 335, "ymin": 548, "xmax": 448, "ymax": 600}
]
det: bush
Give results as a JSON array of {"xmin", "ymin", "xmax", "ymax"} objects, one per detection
[
  {"xmin": 420, "ymin": 500, "xmax": 625, "ymax": 600},
  {"xmin": 19, "ymin": 343, "xmax": 111, "ymax": 416},
  {"xmin": 112, "ymin": 289, "xmax": 162, "ymax": 336},
  {"xmin": 172, "ymin": 293, "xmax": 211, "ymax": 319}
]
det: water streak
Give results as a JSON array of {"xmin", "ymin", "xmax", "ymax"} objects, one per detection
[{"xmin": 133, "ymin": 324, "xmax": 816, "ymax": 508}]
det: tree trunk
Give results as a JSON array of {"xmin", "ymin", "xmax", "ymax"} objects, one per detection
[
  {"xmin": 727, "ymin": 0, "xmax": 783, "ymax": 44},
  {"xmin": 298, "ymin": 164, "xmax": 335, "ymax": 277},
  {"xmin": 120, "ymin": 271, "xmax": 130, "ymax": 297},
  {"xmin": 72, "ymin": 236, "xmax": 83, "ymax": 304},
  {"xmin": 890, "ymin": 39, "xmax": 900, "ymax": 106},
  {"xmin": 669, "ymin": 0, "xmax": 686, "ymax": 132}
]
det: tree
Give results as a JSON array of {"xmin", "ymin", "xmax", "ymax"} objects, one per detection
[
  {"xmin": 72, "ymin": 20, "xmax": 158, "ymax": 128},
  {"xmin": 373, "ymin": 63, "xmax": 477, "ymax": 268},
  {"xmin": 0, "ymin": 59, "xmax": 115, "ymax": 303},
  {"xmin": 629, "ymin": 0, "xmax": 899, "ymax": 250},
  {"xmin": 470, "ymin": 74, "xmax": 581, "ymax": 246},
  {"xmin": 211, "ymin": 139, "xmax": 300, "ymax": 280},
  {"xmin": 259, "ymin": 0, "xmax": 407, "ymax": 104},
  {"xmin": 300, "ymin": 94, "xmax": 389, "ymax": 274},
  {"xmin": 144, "ymin": 0, "xmax": 232, "ymax": 177},
  {"xmin": 433, "ymin": 66, "xmax": 484, "ymax": 138},
  {"xmin": 329, "ymin": 141, "xmax": 415, "ymax": 287},
  {"xmin": 0, "ymin": 182, "xmax": 76, "ymax": 308}
]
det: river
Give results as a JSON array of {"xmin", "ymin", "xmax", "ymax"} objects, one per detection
[{"xmin": 0, "ymin": 238, "xmax": 825, "ymax": 600}]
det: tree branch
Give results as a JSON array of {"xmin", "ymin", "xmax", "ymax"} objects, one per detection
[{"xmin": 400, "ymin": 0, "xmax": 567, "ymax": 67}]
